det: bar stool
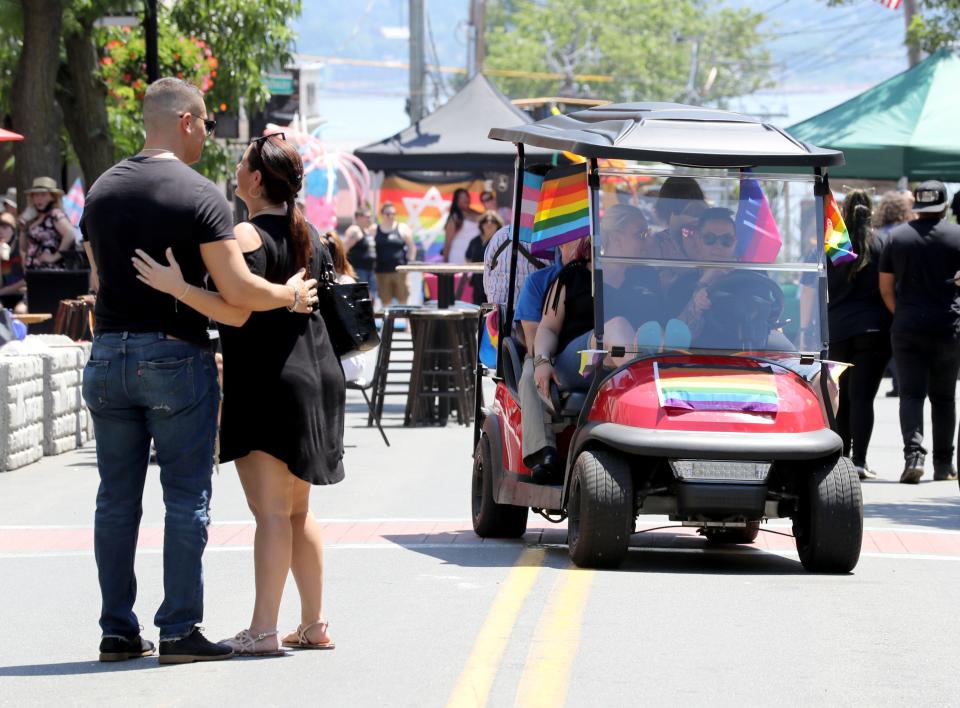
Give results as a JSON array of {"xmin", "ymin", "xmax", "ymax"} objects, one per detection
[
  {"xmin": 406, "ymin": 310, "xmax": 474, "ymax": 426},
  {"xmin": 368, "ymin": 305, "xmax": 419, "ymax": 429}
]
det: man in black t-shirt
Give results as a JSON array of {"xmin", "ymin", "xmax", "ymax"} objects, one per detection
[
  {"xmin": 80, "ymin": 78, "xmax": 316, "ymax": 665},
  {"xmin": 879, "ymin": 180, "xmax": 960, "ymax": 484}
]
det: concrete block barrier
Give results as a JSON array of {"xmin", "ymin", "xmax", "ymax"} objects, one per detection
[{"xmin": 0, "ymin": 355, "xmax": 45, "ymax": 472}]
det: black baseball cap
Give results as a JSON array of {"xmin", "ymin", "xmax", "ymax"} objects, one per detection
[{"xmin": 913, "ymin": 180, "xmax": 948, "ymax": 213}]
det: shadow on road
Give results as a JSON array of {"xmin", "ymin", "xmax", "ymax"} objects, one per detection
[
  {"xmin": 383, "ymin": 532, "xmax": 811, "ymax": 576},
  {"xmin": 866, "ymin": 495, "xmax": 960, "ymax": 531},
  {"xmin": 0, "ymin": 658, "xmax": 161, "ymax": 676}
]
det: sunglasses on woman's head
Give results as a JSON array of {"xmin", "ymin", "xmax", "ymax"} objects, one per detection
[{"xmin": 250, "ymin": 132, "xmax": 285, "ymax": 162}]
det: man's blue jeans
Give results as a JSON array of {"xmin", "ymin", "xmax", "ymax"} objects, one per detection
[{"xmin": 82, "ymin": 332, "xmax": 219, "ymax": 640}]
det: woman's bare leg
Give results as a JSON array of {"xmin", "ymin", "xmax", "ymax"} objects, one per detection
[
  {"xmin": 235, "ymin": 450, "xmax": 296, "ymax": 650},
  {"xmin": 282, "ymin": 479, "xmax": 332, "ymax": 645}
]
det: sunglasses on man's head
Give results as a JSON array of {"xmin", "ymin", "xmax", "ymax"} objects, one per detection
[
  {"xmin": 700, "ymin": 231, "xmax": 736, "ymax": 247},
  {"xmin": 178, "ymin": 112, "xmax": 217, "ymax": 136}
]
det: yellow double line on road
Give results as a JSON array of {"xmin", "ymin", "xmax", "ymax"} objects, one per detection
[{"xmin": 447, "ymin": 547, "xmax": 595, "ymax": 708}]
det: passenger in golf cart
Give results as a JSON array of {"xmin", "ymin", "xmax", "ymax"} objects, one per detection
[{"xmin": 524, "ymin": 195, "xmax": 790, "ymax": 482}]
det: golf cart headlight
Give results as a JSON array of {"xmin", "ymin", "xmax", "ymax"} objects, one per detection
[{"xmin": 670, "ymin": 460, "xmax": 771, "ymax": 482}]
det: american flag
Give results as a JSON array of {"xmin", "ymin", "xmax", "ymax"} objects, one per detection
[{"xmin": 876, "ymin": 0, "xmax": 902, "ymax": 9}]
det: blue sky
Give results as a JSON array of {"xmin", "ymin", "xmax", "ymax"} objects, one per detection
[{"xmin": 295, "ymin": 0, "xmax": 912, "ymax": 147}]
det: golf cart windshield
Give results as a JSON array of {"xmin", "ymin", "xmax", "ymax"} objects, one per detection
[{"xmin": 594, "ymin": 168, "xmax": 824, "ymax": 359}]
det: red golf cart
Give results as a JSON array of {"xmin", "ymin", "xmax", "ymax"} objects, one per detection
[{"xmin": 471, "ymin": 103, "xmax": 863, "ymax": 572}]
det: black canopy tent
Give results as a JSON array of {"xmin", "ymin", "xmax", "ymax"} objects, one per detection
[{"xmin": 354, "ymin": 74, "xmax": 558, "ymax": 173}]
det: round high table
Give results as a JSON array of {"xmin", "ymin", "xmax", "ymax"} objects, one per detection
[{"xmin": 395, "ymin": 262, "xmax": 485, "ymax": 309}]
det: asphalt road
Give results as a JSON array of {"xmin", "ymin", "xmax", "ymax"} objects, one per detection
[{"xmin": 1, "ymin": 383, "xmax": 958, "ymax": 707}]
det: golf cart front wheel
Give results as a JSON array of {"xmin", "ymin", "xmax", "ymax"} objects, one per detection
[
  {"xmin": 793, "ymin": 457, "xmax": 863, "ymax": 573},
  {"xmin": 472, "ymin": 434, "xmax": 527, "ymax": 538},
  {"xmin": 567, "ymin": 450, "xmax": 634, "ymax": 569}
]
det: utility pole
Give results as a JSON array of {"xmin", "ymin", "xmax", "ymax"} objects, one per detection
[
  {"xmin": 467, "ymin": 0, "xmax": 486, "ymax": 79},
  {"xmin": 144, "ymin": 0, "xmax": 159, "ymax": 83},
  {"xmin": 408, "ymin": 0, "xmax": 426, "ymax": 122},
  {"xmin": 903, "ymin": 0, "xmax": 920, "ymax": 67}
]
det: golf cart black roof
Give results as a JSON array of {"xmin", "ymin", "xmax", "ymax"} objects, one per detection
[{"xmin": 488, "ymin": 102, "xmax": 844, "ymax": 169}]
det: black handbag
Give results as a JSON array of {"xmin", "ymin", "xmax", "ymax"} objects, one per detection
[{"xmin": 317, "ymin": 261, "xmax": 380, "ymax": 358}]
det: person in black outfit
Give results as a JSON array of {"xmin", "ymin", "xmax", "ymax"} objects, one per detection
[
  {"xmin": 827, "ymin": 190, "xmax": 892, "ymax": 481},
  {"xmin": 133, "ymin": 133, "xmax": 343, "ymax": 654},
  {"xmin": 342, "ymin": 206, "xmax": 377, "ymax": 299},
  {"xmin": 82, "ymin": 79, "xmax": 316, "ymax": 665},
  {"xmin": 465, "ymin": 210, "xmax": 504, "ymax": 304},
  {"xmin": 374, "ymin": 202, "xmax": 415, "ymax": 306},
  {"xmin": 879, "ymin": 180, "xmax": 960, "ymax": 484}
]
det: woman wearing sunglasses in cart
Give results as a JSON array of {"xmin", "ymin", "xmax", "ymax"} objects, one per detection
[
  {"xmin": 133, "ymin": 132, "xmax": 343, "ymax": 657},
  {"xmin": 667, "ymin": 207, "xmax": 741, "ymax": 343}
]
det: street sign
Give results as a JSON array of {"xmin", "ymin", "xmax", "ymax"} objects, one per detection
[{"xmin": 264, "ymin": 74, "xmax": 295, "ymax": 96}]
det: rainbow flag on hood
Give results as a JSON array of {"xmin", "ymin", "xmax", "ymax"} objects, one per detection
[
  {"xmin": 654, "ymin": 362, "xmax": 779, "ymax": 414},
  {"xmin": 824, "ymin": 192, "xmax": 857, "ymax": 265}
]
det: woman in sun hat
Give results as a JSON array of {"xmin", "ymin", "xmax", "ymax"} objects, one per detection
[{"xmin": 21, "ymin": 176, "xmax": 76, "ymax": 269}]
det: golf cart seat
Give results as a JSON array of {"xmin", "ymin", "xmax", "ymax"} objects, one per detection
[{"xmin": 502, "ymin": 335, "xmax": 587, "ymax": 418}]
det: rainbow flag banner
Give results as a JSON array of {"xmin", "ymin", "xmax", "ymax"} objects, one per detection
[
  {"xmin": 824, "ymin": 192, "xmax": 857, "ymax": 265},
  {"xmin": 478, "ymin": 309, "xmax": 500, "ymax": 369},
  {"xmin": 734, "ymin": 174, "xmax": 782, "ymax": 263},
  {"xmin": 654, "ymin": 362, "xmax": 779, "ymax": 414},
  {"xmin": 530, "ymin": 164, "xmax": 590, "ymax": 257}
]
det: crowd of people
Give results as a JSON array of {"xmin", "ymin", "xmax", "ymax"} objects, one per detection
[{"xmin": 8, "ymin": 72, "xmax": 960, "ymax": 668}]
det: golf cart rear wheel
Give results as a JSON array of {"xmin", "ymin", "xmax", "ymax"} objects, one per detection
[
  {"xmin": 793, "ymin": 457, "xmax": 863, "ymax": 573},
  {"xmin": 567, "ymin": 450, "xmax": 634, "ymax": 569},
  {"xmin": 472, "ymin": 434, "xmax": 527, "ymax": 538},
  {"xmin": 703, "ymin": 521, "xmax": 760, "ymax": 545}
]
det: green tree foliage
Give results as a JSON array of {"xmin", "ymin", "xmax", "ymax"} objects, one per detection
[
  {"xmin": 1, "ymin": 0, "xmax": 300, "ymax": 183},
  {"xmin": 485, "ymin": 0, "xmax": 772, "ymax": 105},
  {"xmin": 900, "ymin": 0, "xmax": 960, "ymax": 51}
]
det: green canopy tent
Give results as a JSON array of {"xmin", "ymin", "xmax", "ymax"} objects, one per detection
[{"xmin": 788, "ymin": 49, "xmax": 960, "ymax": 181}]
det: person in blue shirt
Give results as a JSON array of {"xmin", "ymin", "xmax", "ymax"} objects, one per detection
[{"xmin": 516, "ymin": 237, "xmax": 587, "ymax": 482}]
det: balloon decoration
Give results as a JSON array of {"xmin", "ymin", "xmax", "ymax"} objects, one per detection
[{"xmin": 263, "ymin": 123, "xmax": 372, "ymax": 231}]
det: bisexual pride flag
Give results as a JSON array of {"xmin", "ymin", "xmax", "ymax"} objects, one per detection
[
  {"xmin": 654, "ymin": 362, "xmax": 779, "ymax": 414},
  {"xmin": 824, "ymin": 192, "xmax": 857, "ymax": 265},
  {"xmin": 529, "ymin": 164, "xmax": 590, "ymax": 258},
  {"xmin": 734, "ymin": 174, "xmax": 782, "ymax": 263}
]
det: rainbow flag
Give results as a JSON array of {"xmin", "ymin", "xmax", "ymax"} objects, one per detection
[
  {"xmin": 734, "ymin": 175, "xmax": 782, "ymax": 263},
  {"xmin": 478, "ymin": 309, "xmax": 500, "ymax": 369},
  {"xmin": 654, "ymin": 362, "xmax": 779, "ymax": 413},
  {"xmin": 824, "ymin": 192, "xmax": 857, "ymax": 265},
  {"xmin": 530, "ymin": 164, "xmax": 590, "ymax": 257}
]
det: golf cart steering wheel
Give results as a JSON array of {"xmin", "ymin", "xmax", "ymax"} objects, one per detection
[{"xmin": 704, "ymin": 271, "xmax": 784, "ymax": 348}]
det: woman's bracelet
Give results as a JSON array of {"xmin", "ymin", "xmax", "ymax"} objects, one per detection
[
  {"xmin": 177, "ymin": 282, "xmax": 191, "ymax": 301},
  {"xmin": 534, "ymin": 354, "xmax": 554, "ymax": 369},
  {"xmin": 286, "ymin": 284, "xmax": 300, "ymax": 312}
]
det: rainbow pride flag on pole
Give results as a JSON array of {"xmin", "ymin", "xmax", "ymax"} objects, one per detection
[
  {"xmin": 529, "ymin": 164, "xmax": 590, "ymax": 257},
  {"xmin": 824, "ymin": 192, "xmax": 857, "ymax": 265},
  {"xmin": 654, "ymin": 362, "xmax": 779, "ymax": 413},
  {"xmin": 734, "ymin": 173, "xmax": 782, "ymax": 263}
]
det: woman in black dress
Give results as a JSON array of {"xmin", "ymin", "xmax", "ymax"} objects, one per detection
[{"xmin": 132, "ymin": 134, "xmax": 344, "ymax": 655}]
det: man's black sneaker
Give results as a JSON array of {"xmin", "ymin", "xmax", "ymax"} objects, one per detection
[
  {"xmin": 158, "ymin": 627, "xmax": 234, "ymax": 665},
  {"xmin": 900, "ymin": 453, "xmax": 925, "ymax": 484},
  {"xmin": 99, "ymin": 634, "xmax": 155, "ymax": 662},
  {"xmin": 933, "ymin": 462, "xmax": 958, "ymax": 481}
]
